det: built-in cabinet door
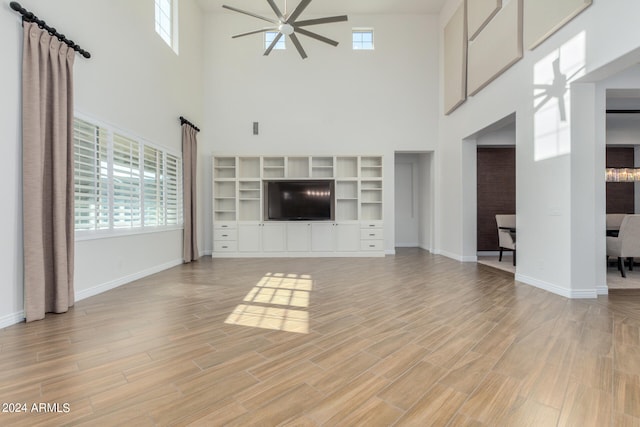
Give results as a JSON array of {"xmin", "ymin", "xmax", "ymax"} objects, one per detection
[
  {"xmin": 311, "ymin": 223, "xmax": 335, "ymax": 252},
  {"xmin": 287, "ymin": 223, "xmax": 311, "ymax": 252},
  {"xmin": 335, "ymin": 223, "xmax": 361, "ymax": 252},
  {"xmin": 262, "ymin": 223, "xmax": 286, "ymax": 252},
  {"xmin": 238, "ymin": 223, "xmax": 261, "ymax": 252}
]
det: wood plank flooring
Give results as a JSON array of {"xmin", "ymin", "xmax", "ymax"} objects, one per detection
[{"xmin": 0, "ymin": 248, "xmax": 639, "ymax": 426}]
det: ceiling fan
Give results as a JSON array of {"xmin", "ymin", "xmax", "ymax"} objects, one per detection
[{"xmin": 222, "ymin": 0, "xmax": 348, "ymax": 59}]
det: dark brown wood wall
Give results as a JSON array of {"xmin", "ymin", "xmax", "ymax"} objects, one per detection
[
  {"xmin": 477, "ymin": 147, "xmax": 516, "ymax": 251},
  {"xmin": 606, "ymin": 147, "xmax": 635, "ymax": 214}
]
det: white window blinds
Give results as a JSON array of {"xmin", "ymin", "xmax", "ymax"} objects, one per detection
[
  {"xmin": 73, "ymin": 116, "xmax": 183, "ymax": 235},
  {"xmin": 73, "ymin": 118, "xmax": 109, "ymax": 230}
]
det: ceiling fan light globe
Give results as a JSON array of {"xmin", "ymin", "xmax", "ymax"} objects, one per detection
[{"xmin": 279, "ymin": 23, "xmax": 294, "ymax": 35}]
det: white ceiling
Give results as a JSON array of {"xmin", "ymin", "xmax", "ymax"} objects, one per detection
[{"xmin": 197, "ymin": 0, "xmax": 447, "ymax": 15}]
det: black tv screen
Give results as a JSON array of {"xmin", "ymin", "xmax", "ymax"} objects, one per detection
[{"xmin": 265, "ymin": 180, "xmax": 334, "ymax": 221}]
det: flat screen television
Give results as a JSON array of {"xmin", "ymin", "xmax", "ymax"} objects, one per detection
[{"xmin": 264, "ymin": 180, "xmax": 335, "ymax": 221}]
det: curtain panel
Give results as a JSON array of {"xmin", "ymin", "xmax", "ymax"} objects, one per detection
[
  {"xmin": 22, "ymin": 22, "xmax": 75, "ymax": 322},
  {"xmin": 182, "ymin": 125, "xmax": 199, "ymax": 263}
]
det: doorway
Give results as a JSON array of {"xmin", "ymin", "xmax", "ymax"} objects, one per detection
[
  {"xmin": 605, "ymin": 90, "xmax": 640, "ymax": 291},
  {"xmin": 394, "ymin": 152, "xmax": 433, "ymax": 251}
]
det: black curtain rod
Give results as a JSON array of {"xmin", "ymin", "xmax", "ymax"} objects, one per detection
[
  {"xmin": 9, "ymin": 1, "xmax": 91, "ymax": 59},
  {"xmin": 180, "ymin": 116, "xmax": 200, "ymax": 132},
  {"xmin": 607, "ymin": 109, "xmax": 640, "ymax": 114}
]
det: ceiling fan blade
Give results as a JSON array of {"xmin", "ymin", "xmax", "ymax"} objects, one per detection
[
  {"xmin": 222, "ymin": 5, "xmax": 279, "ymax": 24},
  {"xmin": 294, "ymin": 15, "xmax": 348, "ymax": 27},
  {"xmin": 232, "ymin": 27, "xmax": 277, "ymax": 38},
  {"xmin": 289, "ymin": 33, "xmax": 307, "ymax": 59},
  {"xmin": 294, "ymin": 27, "xmax": 339, "ymax": 47},
  {"xmin": 286, "ymin": 0, "xmax": 312, "ymax": 23},
  {"xmin": 266, "ymin": 0, "xmax": 285, "ymax": 21},
  {"xmin": 264, "ymin": 32, "xmax": 283, "ymax": 56}
]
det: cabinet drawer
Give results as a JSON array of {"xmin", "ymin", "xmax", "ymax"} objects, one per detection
[
  {"xmin": 214, "ymin": 222, "xmax": 237, "ymax": 230},
  {"xmin": 360, "ymin": 240, "xmax": 383, "ymax": 251},
  {"xmin": 214, "ymin": 229, "xmax": 237, "ymax": 241},
  {"xmin": 214, "ymin": 241, "xmax": 237, "ymax": 252},
  {"xmin": 360, "ymin": 228, "xmax": 383, "ymax": 240},
  {"xmin": 361, "ymin": 222, "xmax": 383, "ymax": 229}
]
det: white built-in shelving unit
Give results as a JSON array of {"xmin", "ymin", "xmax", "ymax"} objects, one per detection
[{"xmin": 212, "ymin": 155, "xmax": 383, "ymax": 257}]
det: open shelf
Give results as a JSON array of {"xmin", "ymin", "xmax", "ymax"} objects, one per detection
[
  {"xmin": 311, "ymin": 157, "xmax": 334, "ymax": 178},
  {"xmin": 288, "ymin": 157, "xmax": 310, "ymax": 178},
  {"xmin": 361, "ymin": 157, "xmax": 383, "ymax": 178},
  {"xmin": 213, "ymin": 157, "xmax": 236, "ymax": 179},
  {"xmin": 238, "ymin": 157, "xmax": 260, "ymax": 178},
  {"xmin": 263, "ymin": 157, "xmax": 285, "ymax": 178},
  {"xmin": 336, "ymin": 157, "xmax": 358, "ymax": 178}
]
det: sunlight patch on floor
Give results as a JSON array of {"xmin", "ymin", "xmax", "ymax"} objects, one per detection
[{"xmin": 225, "ymin": 273, "xmax": 313, "ymax": 333}]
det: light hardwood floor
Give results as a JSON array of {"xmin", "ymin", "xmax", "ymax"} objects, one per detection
[{"xmin": 1, "ymin": 248, "xmax": 639, "ymax": 426}]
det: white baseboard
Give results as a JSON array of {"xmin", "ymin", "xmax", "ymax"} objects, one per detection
[
  {"xmin": 0, "ymin": 310, "xmax": 25, "ymax": 329},
  {"xmin": 75, "ymin": 258, "xmax": 183, "ymax": 302},
  {"xmin": 395, "ymin": 242, "xmax": 419, "ymax": 248},
  {"xmin": 515, "ymin": 273, "xmax": 598, "ymax": 299},
  {"xmin": 385, "ymin": 249, "xmax": 396, "ymax": 256},
  {"xmin": 435, "ymin": 250, "xmax": 477, "ymax": 263},
  {"xmin": 596, "ymin": 285, "xmax": 609, "ymax": 296},
  {"xmin": 435, "ymin": 249, "xmax": 461, "ymax": 261}
]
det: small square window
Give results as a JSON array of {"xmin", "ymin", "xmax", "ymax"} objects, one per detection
[
  {"xmin": 353, "ymin": 29, "xmax": 374, "ymax": 50},
  {"xmin": 265, "ymin": 31, "xmax": 286, "ymax": 50}
]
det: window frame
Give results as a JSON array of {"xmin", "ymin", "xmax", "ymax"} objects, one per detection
[
  {"xmin": 73, "ymin": 113, "xmax": 183, "ymax": 241},
  {"xmin": 155, "ymin": 0, "xmax": 179, "ymax": 54},
  {"xmin": 352, "ymin": 28, "xmax": 375, "ymax": 50},
  {"xmin": 265, "ymin": 31, "xmax": 286, "ymax": 50}
]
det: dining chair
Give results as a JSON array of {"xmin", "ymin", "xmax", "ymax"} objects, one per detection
[
  {"xmin": 495, "ymin": 214, "xmax": 516, "ymax": 266},
  {"xmin": 606, "ymin": 214, "xmax": 640, "ymax": 277},
  {"xmin": 606, "ymin": 213, "xmax": 627, "ymax": 236}
]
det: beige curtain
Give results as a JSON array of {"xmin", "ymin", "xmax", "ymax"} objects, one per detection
[
  {"xmin": 182, "ymin": 125, "xmax": 199, "ymax": 262},
  {"xmin": 22, "ymin": 22, "xmax": 76, "ymax": 322}
]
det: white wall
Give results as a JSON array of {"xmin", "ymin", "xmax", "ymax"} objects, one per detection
[
  {"xmin": 438, "ymin": 0, "xmax": 640, "ymax": 297},
  {"xmin": 476, "ymin": 124, "xmax": 516, "ymax": 146},
  {"xmin": 0, "ymin": 0, "xmax": 204, "ymax": 326},
  {"xmin": 201, "ymin": 12, "xmax": 440, "ymax": 254},
  {"xmin": 418, "ymin": 153, "xmax": 434, "ymax": 251}
]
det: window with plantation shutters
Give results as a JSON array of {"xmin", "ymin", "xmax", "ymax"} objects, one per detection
[
  {"xmin": 73, "ymin": 118, "xmax": 109, "ymax": 230},
  {"xmin": 143, "ymin": 146, "xmax": 164, "ymax": 227},
  {"xmin": 165, "ymin": 153, "xmax": 182, "ymax": 226},
  {"xmin": 73, "ymin": 116, "xmax": 183, "ymax": 237},
  {"xmin": 112, "ymin": 133, "xmax": 142, "ymax": 229}
]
